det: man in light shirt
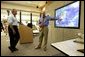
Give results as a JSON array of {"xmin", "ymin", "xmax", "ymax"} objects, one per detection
[{"xmin": 8, "ymin": 9, "xmax": 20, "ymax": 52}]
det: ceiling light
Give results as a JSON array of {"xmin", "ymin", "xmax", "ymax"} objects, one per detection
[
  {"xmin": 42, "ymin": 7, "xmax": 45, "ymax": 12},
  {"xmin": 36, "ymin": 6, "xmax": 39, "ymax": 8}
]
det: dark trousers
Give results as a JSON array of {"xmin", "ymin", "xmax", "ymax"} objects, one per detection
[{"xmin": 8, "ymin": 25, "xmax": 20, "ymax": 49}]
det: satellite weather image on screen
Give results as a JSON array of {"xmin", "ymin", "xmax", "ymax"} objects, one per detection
[{"xmin": 55, "ymin": 1, "xmax": 80, "ymax": 28}]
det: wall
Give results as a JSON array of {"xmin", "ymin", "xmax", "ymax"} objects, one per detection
[
  {"xmin": 46, "ymin": 1, "xmax": 84, "ymax": 43},
  {"xmin": 1, "ymin": 1, "xmax": 84, "ymax": 44},
  {"xmin": 1, "ymin": 2, "xmax": 41, "ymax": 13}
]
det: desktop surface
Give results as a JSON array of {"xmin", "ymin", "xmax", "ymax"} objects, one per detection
[{"xmin": 51, "ymin": 39, "xmax": 84, "ymax": 56}]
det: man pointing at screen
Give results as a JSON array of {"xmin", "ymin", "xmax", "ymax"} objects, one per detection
[{"xmin": 35, "ymin": 12, "xmax": 62, "ymax": 51}]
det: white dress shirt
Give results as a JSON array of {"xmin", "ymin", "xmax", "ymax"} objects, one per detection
[{"xmin": 8, "ymin": 14, "xmax": 19, "ymax": 26}]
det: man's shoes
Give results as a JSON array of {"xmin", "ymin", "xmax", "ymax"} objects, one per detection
[
  {"xmin": 35, "ymin": 46, "xmax": 41, "ymax": 49},
  {"xmin": 14, "ymin": 48, "xmax": 18, "ymax": 51},
  {"xmin": 44, "ymin": 48, "xmax": 47, "ymax": 51},
  {"xmin": 8, "ymin": 47, "xmax": 15, "ymax": 53}
]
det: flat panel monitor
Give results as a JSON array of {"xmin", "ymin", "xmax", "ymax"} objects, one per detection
[{"xmin": 54, "ymin": 1, "xmax": 81, "ymax": 29}]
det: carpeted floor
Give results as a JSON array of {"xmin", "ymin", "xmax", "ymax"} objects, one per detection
[{"xmin": 1, "ymin": 31, "xmax": 66, "ymax": 56}]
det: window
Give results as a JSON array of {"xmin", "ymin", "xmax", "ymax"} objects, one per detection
[
  {"xmin": 21, "ymin": 11, "xmax": 30, "ymax": 26},
  {"xmin": 1, "ymin": 9, "xmax": 8, "ymax": 21},
  {"xmin": 32, "ymin": 13, "xmax": 40, "ymax": 25}
]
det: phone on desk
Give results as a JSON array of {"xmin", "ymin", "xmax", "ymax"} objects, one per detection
[
  {"xmin": 73, "ymin": 33, "xmax": 84, "ymax": 44},
  {"xmin": 73, "ymin": 38, "xmax": 84, "ymax": 44}
]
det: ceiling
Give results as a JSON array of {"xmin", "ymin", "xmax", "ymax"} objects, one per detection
[{"xmin": 2, "ymin": 1, "xmax": 47, "ymax": 9}]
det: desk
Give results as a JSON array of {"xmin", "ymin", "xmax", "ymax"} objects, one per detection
[
  {"xmin": 19, "ymin": 24, "xmax": 33, "ymax": 44},
  {"xmin": 51, "ymin": 39, "xmax": 84, "ymax": 56}
]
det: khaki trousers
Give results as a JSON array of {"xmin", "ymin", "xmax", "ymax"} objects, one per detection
[{"xmin": 38, "ymin": 26, "xmax": 48, "ymax": 49}]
